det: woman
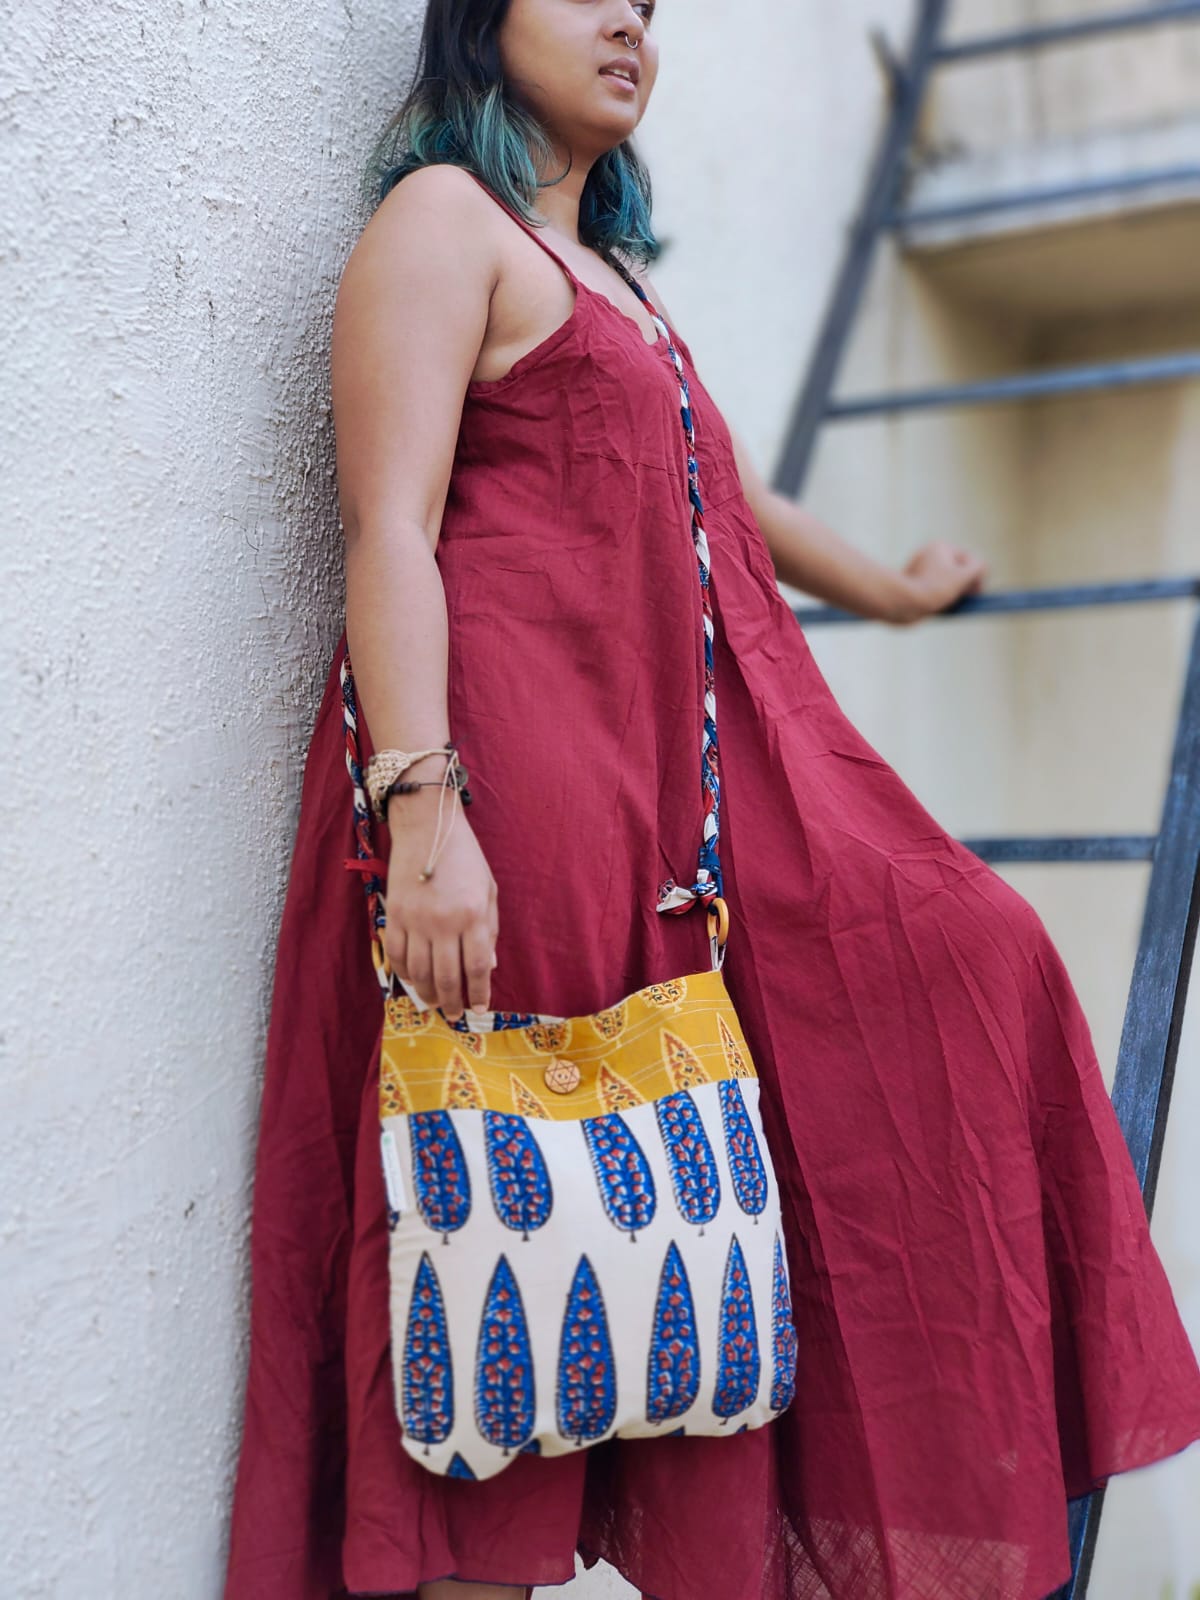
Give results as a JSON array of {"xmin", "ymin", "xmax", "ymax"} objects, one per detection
[{"xmin": 223, "ymin": 2, "xmax": 1200, "ymax": 1597}]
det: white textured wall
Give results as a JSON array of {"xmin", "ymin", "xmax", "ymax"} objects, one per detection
[
  {"xmin": 1, "ymin": 0, "xmax": 410, "ymax": 1593},
  {"xmin": 0, "ymin": 1, "xmax": 917, "ymax": 1596}
]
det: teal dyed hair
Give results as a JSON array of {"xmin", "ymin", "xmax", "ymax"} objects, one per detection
[{"xmin": 369, "ymin": 0, "xmax": 660, "ymax": 267}]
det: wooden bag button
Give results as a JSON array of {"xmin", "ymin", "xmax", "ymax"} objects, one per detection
[{"xmin": 543, "ymin": 1058, "xmax": 581, "ymax": 1095}]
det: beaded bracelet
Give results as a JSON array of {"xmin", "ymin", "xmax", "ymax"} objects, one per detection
[
  {"xmin": 382, "ymin": 767, "xmax": 473, "ymax": 822},
  {"xmin": 364, "ymin": 745, "xmax": 473, "ymax": 883}
]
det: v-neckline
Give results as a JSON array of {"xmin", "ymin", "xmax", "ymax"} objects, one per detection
[
  {"xmin": 539, "ymin": 228, "xmax": 666, "ymax": 350},
  {"xmin": 577, "ymin": 277, "xmax": 666, "ymax": 350},
  {"xmin": 464, "ymin": 173, "xmax": 669, "ymax": 353}
]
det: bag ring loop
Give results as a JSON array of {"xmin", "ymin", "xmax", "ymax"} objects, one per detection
[{"xmin": 707, "ymin": 895, "xmax": 730, "ymax": 950}]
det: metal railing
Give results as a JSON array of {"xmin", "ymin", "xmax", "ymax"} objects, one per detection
[
  {"xmin": 774, "ymin": 6, "xmax": 1200, "ymax": 1591},
  {"xmin": 887, "ymin": 164, "xmax": 1200, "ymax": 229},
  {"xmin": 935, "ymin": 2, "xmax": 1200, "ymax": 62}
]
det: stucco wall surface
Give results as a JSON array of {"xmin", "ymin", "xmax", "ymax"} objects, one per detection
[
  {"xmin": 1, "ymin": 0, "xmax": 409, "ymax": 1592},
  {"xmin": 0, "ymin": 1, "xmax": 915, "ymax": 1596}
]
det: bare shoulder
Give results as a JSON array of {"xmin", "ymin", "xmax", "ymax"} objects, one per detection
[
  {"xmin": 372, "ymin": 161, "xmax": 496, "ymax": 233},
  {"xmin": 331, "ymin": 165, "xmax": 507, "ymax": 449},
  {"xmin": 337, "ymin": 163, "xmax": 504, "ymax": 304},
  {"xmin": 330, "ymin": 166, "xmax": 512, "ymax": 540}
]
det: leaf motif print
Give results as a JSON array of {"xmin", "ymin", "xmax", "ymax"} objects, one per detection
[
  {"xmin": 408, "ymin": 1111, "xmax": 472, "ymax": 1240},
  {"xmin": 580, "ymin": 1114, "xmax": 657, "ymax": 1237},
  {"xmin": 718, "ymin": 1013, "xmax": 755, "ymax": 1079},
  {"xmin": 447, "ymin": 1452, "xmax": 476, "ymax": 1479},
  {"xmin": 647, "ymin": 980, "xmax": 687, "ymax": 1007},
  {"xmin": 719, "ymin": 1079, "xmax": 768, "ymax": 1219},
  {"xmin": 597, "ymin": 1061, "xmax": 643, "ymax": 1113},
  {"xmin": 385, "ymin": 993, "xmax": 434, "ymax": 1035},
  {"xmin": 646, "ymin": 1241, "xmax": 701, "ymax": 1422},
  {"xmin": 509, "ymin": 1074, "xmax": 551, "ymax": 1119},
  {"xmin": 712, "ymin": 1235, "xmax": 761, "ymax": 1420},
  {"xmin": 401, "ymin": 1251, "xmax": 454, "ymax": 1449},
  {"xmin": 380, "ymin": 1060, "xmax": 413, "ymax": 1118},
  {"xmin": 589, "ymin": 1001, "xmax": 627, "ymax": 1041},
  {"xmin": 655, "ymin": 1091, "xmax": 721, "ymax": 1229},
  {"xmin": 661, "ymin": 1029, "xmax": 709, "ymax": 1091},
  {"xmin": 474, "ymin": 1255, "xmax": 536, "ymax": 1452},
  {"xmin": 483, "ymin": 1111, "xmax": 553, "ymax": 1237},
  {"xmin": 770, "ymin": 1231, "xmax": 799, "ymax": 1412},
  {"xmin": 442, "ymin": 1048, "xmax": 485, "ymax": 1109},
  {"xmin": 525, "ymin": 1020, "xmax": 571, "ymax": 1054},
  {"xmin": 557, "ymin": 1254, "xmax": 617, "ymax": 1444}
]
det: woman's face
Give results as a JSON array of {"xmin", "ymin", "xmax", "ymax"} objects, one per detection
[{"xmin": 498, "ymin": 0, "xmax": 659, "ymax": 156}]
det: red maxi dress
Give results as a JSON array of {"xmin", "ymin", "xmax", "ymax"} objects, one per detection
[{"xmin": 224, "ymin": 175, "xmax": 1200, "ymax": 1600}]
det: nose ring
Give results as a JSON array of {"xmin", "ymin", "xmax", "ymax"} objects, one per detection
[{"xmin": 619, "ymin": 32, "xmax": 641, "ymax": 48}]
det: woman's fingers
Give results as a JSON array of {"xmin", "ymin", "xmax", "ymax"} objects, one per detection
[
  {"xmin": 907, "ymin": 542, "xmax": 988, "ymax": 612},
  {"xmin": 955, "ymin": 554, "xmax": 988, "ymax": 602},
  {"xmin": 406, "ymin": 936, "xmax": 436, "ymax": 1009},
  {"xmin": 432, "ymin": 933, "xmax": 466, "ymax": 1021},
  {"xmin": 462, "ymin": 920, "xmax": 495, "ymax": 1014},
  {"xmin": 389, "ymin": 879, "xmax": 498, "ymax": 1021},
  {"xmin": 386, "ymin": 925, "xmax": 409, "ymax": 983}
]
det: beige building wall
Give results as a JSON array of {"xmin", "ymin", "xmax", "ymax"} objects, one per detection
[{"xmin": 936, "ymin": 0, "xmax": 1200, "ymax": 148}]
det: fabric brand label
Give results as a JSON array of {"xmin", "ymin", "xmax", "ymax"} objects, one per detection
[{"xmin": 380, "ymin": 1127, "xmax": 408, "ymax": 1215}]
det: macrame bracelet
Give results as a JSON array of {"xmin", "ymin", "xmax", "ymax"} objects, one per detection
[
  {"xmin": 365, "ymin": 745, "xmax": 454, "ymax": 823},
  {"xmin": 364, "ymin": 744, "xmax": 473, "ymax": 884}
]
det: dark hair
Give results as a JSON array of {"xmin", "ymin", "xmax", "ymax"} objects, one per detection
[{"xmin": 369, "ymin": 0, "xmax": 661, "ymax": 266}]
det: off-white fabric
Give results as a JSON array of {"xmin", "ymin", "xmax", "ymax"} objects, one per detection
[{"xmin": 381, "ymin": 1078, "xmax": 795, "ymax": 1481}]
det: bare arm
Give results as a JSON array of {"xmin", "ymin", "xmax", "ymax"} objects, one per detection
[
  {"xmin": 332, "ymin": 164, "xmax": 500, "ymax": 1020},
  {"xmin": 725, "ymin": 426, "xmax": 920, "ymax": 620},
  {"xmin": 727, "ymin": 426, "xmax": 987, "ymax": 623}
]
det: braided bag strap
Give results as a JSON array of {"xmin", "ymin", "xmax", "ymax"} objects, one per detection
[
  {"xmin": 341, "ymin": 654, "xmax": 392, "ymax": 995},
  {"xmin": 608, "ymin": 258, "xmax": 727, "ymax": 965}
]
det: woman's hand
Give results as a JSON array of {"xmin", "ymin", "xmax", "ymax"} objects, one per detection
[
  {"xmin": 383, "ymin": 790, "xmax": 499, "ymax": 1022},
  {"xmin": 886, "ymin": 541, "xmax": 989, "ymax": 626}
]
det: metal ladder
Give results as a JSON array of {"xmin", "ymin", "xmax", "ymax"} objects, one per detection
[{"xmin": 774, "ymin": 5, "xmax": 1200, "ymax": 1594}]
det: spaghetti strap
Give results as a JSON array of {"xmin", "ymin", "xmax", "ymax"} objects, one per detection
[{"xmin": 461, "ymin": 168, "xmax": 581, "ymax": 288}]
